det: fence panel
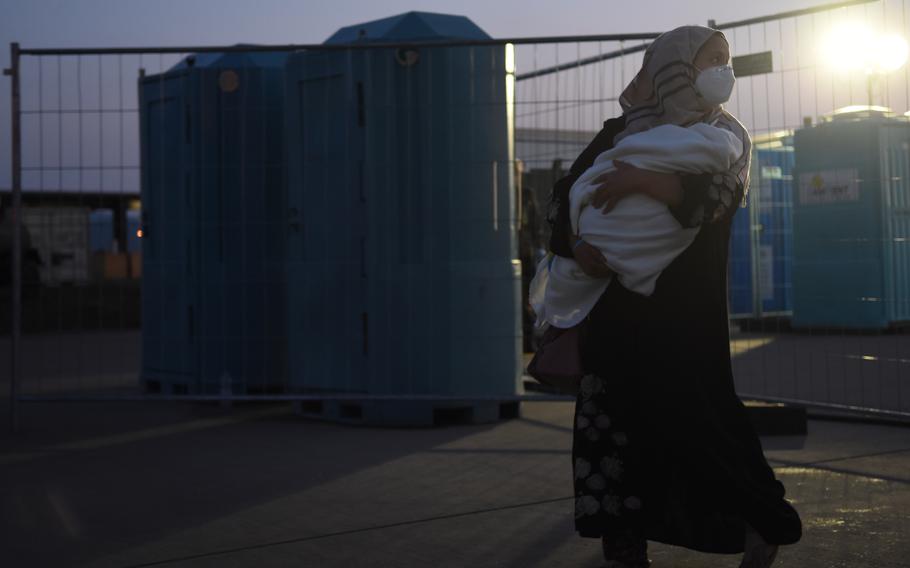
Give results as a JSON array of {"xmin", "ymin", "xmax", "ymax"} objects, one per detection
[
  {"xmin": 4, "ymin": 0, "xmax": 909, "ymax": 428},
  {"xmin": 511, "ymin": 0, "xmax": 910, "ymax": 420}
]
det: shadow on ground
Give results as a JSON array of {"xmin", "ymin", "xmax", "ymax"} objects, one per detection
[{"xmin": 1, "ymin": 397, "xmax": 909, "ymax": 567}]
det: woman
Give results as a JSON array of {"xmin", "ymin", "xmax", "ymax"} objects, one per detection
[{"xmin": 546, "ymin": 27, "xmax": 802, "ymax": 567}]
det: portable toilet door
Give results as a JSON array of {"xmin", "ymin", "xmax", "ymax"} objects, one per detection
[
  {"xmin": 181, "ymin": 52, "xmax": 289, "ymax": 395},
  {"xmin": 729, "ymin": 134, "xmax": 796, "ymax": 320},
  {"xmin": 125, "ymin": 209, "xmax": 141, "ymax": 253},
  {"xmin": 286, "ymin": 13, "xmax": 521, "ymax": 422},
  {"xmin": 879, "ymin": 124, "xmax": 910, "ymax": 325},
  {"xmin": 792, "ymin": 113, "xmax": 910, "ymax": 329},
  {"xmin": 749, "ymin": 137, "xmax": 795, "ymax": 317},
  {"xmin": 728, "ymin": 197, "xmax": 754, "ymax": 318},
  {"xmin": 139, "ymin": 69, "xmax": 199, "ymax": 393},
  {"xmin": 348, "ymin": 15, "xmax": 520, "ymax": 401},
  {"xmin": 89, "ymin": 209, "xmax": 115, "ymax": 252},
  {"xmin": 285, "ymin": 50, "xmax": 368, "ymax": 394},
  {"xmin": 349, "ymin": 14, "xmax": 519, "ymax": 399}
]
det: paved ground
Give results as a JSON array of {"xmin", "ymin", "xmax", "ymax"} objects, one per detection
[
  {"xmin": 730, "ymin": 331, "xmax": 910, "ymax": 415},
  {"xmin": 3, "ymin": 328, "xmax": 909, "ymax": 416},
  {"xmin": 0, "ymin": 330, "xmax": 140, "ymax": 394},
  {"xmin": 1, "ymin": 398, "xmax": 908, "ymax": 567}
]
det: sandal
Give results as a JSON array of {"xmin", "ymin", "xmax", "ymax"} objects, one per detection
[
  {"xmin": 739, "ymin": 523, "xmax": 779, "ymax": 568},
  {"xmin": 602, "ymin": 530, "xmax": 651, "ymax": 568}
]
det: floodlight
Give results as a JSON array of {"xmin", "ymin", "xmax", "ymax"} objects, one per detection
[{"xmin": 820, "ymin": 23, "xmax": 908, "ymax": 74}]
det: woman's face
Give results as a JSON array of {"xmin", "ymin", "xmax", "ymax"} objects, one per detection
[
  {"xmin": 622, "ymin": 31, "xmax": 730, "ymax": 110},
  {"xmin": 693, "ymin": 33, "xmax": 730, "ymax": 71}
]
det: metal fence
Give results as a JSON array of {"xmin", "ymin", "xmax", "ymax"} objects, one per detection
[{"xmin": 4, "ymin": 0, "xmax": 910, "ymax": 430}]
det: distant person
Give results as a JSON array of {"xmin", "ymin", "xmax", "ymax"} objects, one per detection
[
  {"xmin": 0, "ymin": 196, "xmax": 41, "ymax": 293},
  {"xmin": 517, "ymin": 160, "xmax": 547, "ymax": 352},
  {"xmin": 544, "ymin": 27, "xmax": 801, "ymax": 567}
]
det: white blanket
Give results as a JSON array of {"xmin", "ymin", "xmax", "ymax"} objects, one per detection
[{"xmin": 530, "ymin": 123, "xmax": 743, "ymax": 329}]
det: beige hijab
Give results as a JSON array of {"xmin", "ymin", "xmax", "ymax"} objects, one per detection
[{"xmin": 616, "ymin": 26, "xmax": 752, "ymax": 208}]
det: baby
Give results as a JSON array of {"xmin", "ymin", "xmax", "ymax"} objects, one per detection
[{"xmin": 529, "ymin": 120, "xmax": 743, "ymax": 330}]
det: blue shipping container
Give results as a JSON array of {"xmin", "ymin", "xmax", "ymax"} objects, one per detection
[
  {"xmin": 89, "ymin": 209, "xmax": 114, "ymax": 252},
  {"xmin": 285, "ymin": 12, "xmax": 521, "ymax": 408},
  {"xmin": 125, "ymin": 209, "xmax": 141, "ymax": 253},
  {"xmin": 792, "ymin": 113, "xmax": 910, "ymax": 329},
  {"xmin": 139, "ymin": 50, "xmax": 288, "ymax": 394},
  {"xmin": 729, "ymin": 133, "xmax": 795, "ymax": 318}
]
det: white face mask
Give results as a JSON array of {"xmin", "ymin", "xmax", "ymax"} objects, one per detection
[{"xmin": 694, "ymin": 64, "xmax": 735, "ymax": 105}]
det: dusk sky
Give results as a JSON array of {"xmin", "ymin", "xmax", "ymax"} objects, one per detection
[
  {"xmin": 0, "ymin": 0, "xmax": 899, "ymax": 189},
  {"xmin": 2, "ymin": 0, "xmax": 833, "ymax": 50}
]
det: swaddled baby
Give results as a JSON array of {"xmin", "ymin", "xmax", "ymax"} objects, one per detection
[
  {"xmin": 530, "ymin": 28, "xmax": 751, "ymax": 330},
  {"xmin": 529, "ymin": 122, "xmax": 742, "ymax": 329}
]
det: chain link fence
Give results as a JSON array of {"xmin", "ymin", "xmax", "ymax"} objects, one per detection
[{"xmin": 4, "ymin": 0, "xmax": 909, "ymax": 430}]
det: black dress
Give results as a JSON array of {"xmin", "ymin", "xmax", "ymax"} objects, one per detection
[{"xmin": 548, "ymin": 117, "xmax": 803, "ymax": 553}]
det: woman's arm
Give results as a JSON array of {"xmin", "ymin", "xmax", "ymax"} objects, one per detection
[
  {"xmin": 590, "ymin": 164, "xmax": 746, "ymax": 228},
  {"xmin": 667, "ymin": 116, "xmax": 751, "ymax": 227},
  {"xmin": 669, "ymin": 170, "xmax": 745, "ymax": 227},
  {"xmin": 589, "ymin": 160, "xmax": 683, "ymax": 213}
]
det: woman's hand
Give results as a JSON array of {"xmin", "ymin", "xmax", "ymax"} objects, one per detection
[
  {"xmin": 590, "ymin": 160, "xmax": 685, "ymax": 213},
  {"xmin": 571, "ymin": 236, "xmax": 613, "ymax": 278}
]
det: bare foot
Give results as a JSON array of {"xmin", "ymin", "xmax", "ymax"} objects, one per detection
[{"xmin": 739, "ymin": 523, "xmax": 779, "ymax": 568}]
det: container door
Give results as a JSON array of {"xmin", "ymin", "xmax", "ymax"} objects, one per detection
[
  {"xmin": 728, "ymin": 191, "xmax": 755, "ymax": 318},
  {"xmin": 792, "ymin": 121, "xmax": 884, "ymax": 329},
  {"xmin": 140, "ymin": 72, "xmax": 198, "ymax": 387},
  {"xmin": 287, "ymin": 55, "xmax": 366, "ymax": 393},
  {"xmin": 194, "ymin": 64, "xmax": 287, "ymax": 394},
  {"xmin": 195, "ymin": 65, "xmax": 245, "ymax": 394},
  {"xmin": 750, "ymin": 144, "xmax": 796, "ymax": 317},
  {"xmin": 880, "ymin": 125, "xmax": 910, "ymax": 324}
]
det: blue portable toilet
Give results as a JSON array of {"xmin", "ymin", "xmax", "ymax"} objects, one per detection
[
  {"xmin": 125, "ymin": 209, "xmax": 141, "ymax": 253},
  {"xmin": 728, "ymin": 132, "xmax": 795, "ymax": 318},
  {"xmin": 139, "ymin": 49, "xmax": 288, "ymax": 394},
  {"xmin": 728, "ymin": 202, "xmax": 752, "ymax": 316},
  {"xmin": 791, "ymin": 107, "xmax": 910, "ymax": 330},
  {"xmin": 285, "ymin": 12, "xmax": 521, "ymax": 424},
  {"xmin": 89, "ymin": 209, "xmax": 115, "ymax": 252}
]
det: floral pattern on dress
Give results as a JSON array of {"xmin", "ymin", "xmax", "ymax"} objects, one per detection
[
  {"xmin": 572, "ymin": 373, "xmax": 644, "ymax": 537},
  {"xmin": 580, "ymin": 374, "xmax": 604, "ymax": 398},
  {"xmin": 602, "ymin": 494, "xmax": 623, "ymax": 516},
  {"xmin": 624, "ymin": 496, "xmax": 643, "ymax": 510},
  {"xmin": 600, "ymin": 454, "xmax": 625, "ymax": 480},
  {"xmin": 585, "ymin": 473, "xmax": 607, "ymax": 491},
  {"xmin": 575, "ymin": 495, "xmax": 601, "ymax": 518},
  {"xmin": 674, "ymin": 170, "xmax": 747, "ymax": 228},
  {"xmin": 575, "ymin": 458, "xmax": 592, "ymax": 479},
  {"xmin": 581, "ymin": 401, "xmax": 599, "ymax": 416}
]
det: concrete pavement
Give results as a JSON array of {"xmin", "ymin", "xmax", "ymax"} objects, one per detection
[
  {"xmin": 3, "ymin": 329, "xmax": 909, "ymax": 417},
  {"xmin": 1, "ymin": 399, "xmax": 909, "ymax": 567}
]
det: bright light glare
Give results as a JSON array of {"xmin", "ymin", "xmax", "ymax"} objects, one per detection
[
  {"xmin": 820, "ymin": 23, "xmax": 909, "ymax": 73},
  {"xmin": 834, "ymin": 104, "xmax": 892, "ymax": 115},
  {"xmin": 505, "ymin": 43, "xmax": 515, "ymax": 74},
  {"xmin": 877, "ymin": 34, "xmax": 910, "ymax": 72}
]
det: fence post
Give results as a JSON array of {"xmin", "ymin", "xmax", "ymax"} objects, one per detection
[{"xmin": 5, "ymin": 42, "xmax": 22, "ymax": 433}]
